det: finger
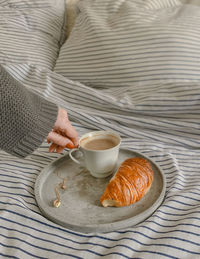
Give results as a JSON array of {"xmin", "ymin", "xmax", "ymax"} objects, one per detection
[
  {"xmin": 65, "ymin": 142, "xmax": 75, "ymax": 149},
  {"xmin": 62, "ymin": 122, "xmax": 79, "ymax": 146},
  {"xmin": 49, "ymin": 143, "xmax": 58, "ymax": 153},
  {"xmin": 70, "ymin": 137, "xmax": 79, "ymax": 147},
  {"xmin": 51, "ymin": 132, "xmax": 75, "ymax": 149},
  {"xmin": 47, "ymin": 131, "xmax": 74, "ymax": 147},
  {"xmin": 56, "ymin": 145, "xmax": 65, "ymax": 153},
  {"xmin": 59, "ymin": 130, "xmax": 78, "ymax": 147}
]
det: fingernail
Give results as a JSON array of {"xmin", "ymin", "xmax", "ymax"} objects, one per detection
[{"xmin": 65, "ymin": 143, "xmax": 74, "ymax": 149}]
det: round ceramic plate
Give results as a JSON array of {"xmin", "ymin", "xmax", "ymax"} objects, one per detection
[{"xmin": 34, "ymin": 149, "xmax": 166, "ymax": 233}]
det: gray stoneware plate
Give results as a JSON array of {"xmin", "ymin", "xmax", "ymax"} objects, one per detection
[{"xmin": 34, "ymin": 149, "xmax": 166, "ymax": 233}]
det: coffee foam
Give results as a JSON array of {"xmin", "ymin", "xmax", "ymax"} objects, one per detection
[{"xmin": 80, "ymin": 134, "xmax": 119, "ymax": 148}]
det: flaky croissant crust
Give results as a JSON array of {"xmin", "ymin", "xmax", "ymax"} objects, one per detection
[{"xmin": 100, "ymin": 157, "xmax": 154, "ymax": 207}]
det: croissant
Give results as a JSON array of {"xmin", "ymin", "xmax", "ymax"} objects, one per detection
[{"xmin": 100, "ymin": 157, "xmax": 154, "ymax": 207}]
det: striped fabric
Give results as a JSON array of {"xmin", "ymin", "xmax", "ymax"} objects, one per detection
[
  {"xmin": 0, "ymin": 0, "xmax": 66, "ymax": 70},
  {"xmin": 1, "ymin": 0, "xmax": 200, "ymax": 258},
  {"xmin": 55, "ymin": 0, "xmax": 200, "ymax": 88},
  {"xmin": 1, "ymin": 60, "xmax": 200, "ymax": 258},
  {"xmin": 181, "ymin": 0, "xmax": 200, "ymax": 4}
]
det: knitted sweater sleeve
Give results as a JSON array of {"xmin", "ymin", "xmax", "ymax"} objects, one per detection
[{"xmin": 0, "ymin": 65, "xmax": 58, "ymax": 158}]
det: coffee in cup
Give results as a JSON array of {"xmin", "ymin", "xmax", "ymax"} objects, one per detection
[
  {"xmin": 69, "ymin": 131, "xmax": 121, "ymax": 178},
  {"xmin": 81, "ymin": 134, "xmax": 118, "ymax": 150}
]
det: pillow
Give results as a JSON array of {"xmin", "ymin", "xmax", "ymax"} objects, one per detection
[
  {"xmin": 0, "ymin": 0, "xmax": 66, "ymax": 70},
  {"xmin": 54, "ymin": 0, "xmax": 200, "ymax": 88}
]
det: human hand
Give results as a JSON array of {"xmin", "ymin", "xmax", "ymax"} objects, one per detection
[{"xmin": 47, "ymin": 107, "xmax": 79, "ymax": 153}]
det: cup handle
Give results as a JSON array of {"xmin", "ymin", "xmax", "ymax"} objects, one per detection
[{"xmin": 69, "ymin": 148, "xmax": 83, "ymax": 165}]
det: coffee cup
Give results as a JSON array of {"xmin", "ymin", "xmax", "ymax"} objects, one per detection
[{"xmin": 69, "ymin": 131, "xmax": 121, "ymax": 178}]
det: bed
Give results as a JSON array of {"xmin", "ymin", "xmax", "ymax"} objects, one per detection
[{"xmin": 1, "ymin": 0, "xmax": 200, "ymax": 258}]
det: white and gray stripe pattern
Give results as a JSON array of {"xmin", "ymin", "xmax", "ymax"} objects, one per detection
[
  {"xmin": 55, "ymin": 0, "xmax": 200, "ymax": 88},
  {"xmin": 1, "ymin": 60, "xmax": 200, "ymax": 258},
  {"xmin": 0, "ymin": 0, "xmax": 66, "ymax": 69},
  {"xmin": 1, "ymin": 0, "xmax": 200, "ymax": 258}
]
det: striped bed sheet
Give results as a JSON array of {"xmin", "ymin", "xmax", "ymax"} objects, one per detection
[{"xmin": 1, "ymin": 0, "xmax": 200, "ymax": 259}]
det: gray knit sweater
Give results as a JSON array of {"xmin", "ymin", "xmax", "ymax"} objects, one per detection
[{"xmin": 0, "ymin": 65, "xmax": 58, "ymax": 158}]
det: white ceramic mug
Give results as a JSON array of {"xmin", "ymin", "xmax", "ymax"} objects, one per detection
[{"xmin": 69, "ymin": 131, "xmax": 121, "ymax": 178}]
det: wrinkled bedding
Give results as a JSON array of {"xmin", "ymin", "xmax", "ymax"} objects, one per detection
[{"xmin": 1, "ymin": 0, "xmax": 200, "ymax": 258}]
